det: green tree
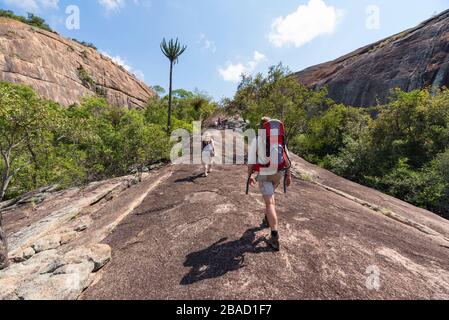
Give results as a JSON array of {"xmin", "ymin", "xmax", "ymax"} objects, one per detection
[
  {"xmin": 151, "ymin": 85, "xmax": 166, "ymax": 97},
  {"xmin": 0, "ymin": 82, "xmax": 55, "ymax": 269},
  {"xmin": 25, "ymin": 13, "xmax": 52, "ymax": 32},
  {"xmin": 0, "ymin": 83, "xmax": 219, "ymax": 268},
  {"xmin": 229, "ymin": 65, "xmax": 449, "ymax": 218},
  {"xmin": 233, "ymin": 64, "xmax": 332, "ymax": 140},
  {"xmin": 160, "ymin": 38, "xmax": 187, "ymax": 132},
  {"xmin": 0, "ymin": 82, "xmax": 56, "ymax": 201},
  {"xmin": 299, "ymin": 104, "xmax": 371, "ymax": 165}
]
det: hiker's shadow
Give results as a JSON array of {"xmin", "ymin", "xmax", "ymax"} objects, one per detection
[
  {"xmin": 175, "ymin": 173, "xmax": 205, "ymax": 183},
  {"xmin": 180, "ymin": 227, "xmax": 275, "ymax": 285}
]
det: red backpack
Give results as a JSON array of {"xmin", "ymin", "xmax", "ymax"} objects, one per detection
[{"xmin": 254, "ymin": 119, "xmax": 289, "ymax": 172}]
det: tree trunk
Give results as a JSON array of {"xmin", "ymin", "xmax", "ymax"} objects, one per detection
[
  {"xmin": 0, "ymin": 150, "xmax": 12, "ymax": 269},
  {"xmin": 0, "ymin": 213, "xmax": 8, "ymax": 270},
  {"xmin": 26, "ymin": 135, "xmax": 38, "ymax": 189},
  {"xmin": 167, "ymin": 61, "xmax": 174, "ymax": 132},
  {"xmin": 0, "ymin": 155, "xmax": 11, "ymax": 202},
  {"xmin": 0, "ymin": 176, "xmax": 11, "ymax": 203}
]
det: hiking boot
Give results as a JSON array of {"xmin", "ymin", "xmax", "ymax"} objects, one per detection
[{"xmin": 266, "ymin": 233, "xmax": 280, "ymax": 251}]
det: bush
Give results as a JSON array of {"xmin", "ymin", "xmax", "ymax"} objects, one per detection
[
  {"xmin": 0, "ymin": 84, "xmax": 177, "ymax": 200},
  {"xmin": 71, "ymin": 39, "xmax": 98, "ymax": 50},
  {"xmin": 0, "ymin": 10, "xmax": 53, "ymax": 32},
  {"xmin": 229, "ymin": 64, "xmax": 449, "ymax": 218},
  {"xmin": 77, "ymin": 65, "xmax": 95, "ymax": 89}
]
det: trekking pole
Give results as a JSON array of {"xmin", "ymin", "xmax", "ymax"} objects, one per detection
[
  {"xmin": 246, "ymin": 175, "xmax": 251, "ymax": 195},
  {"xmin": 283, "ymin": 146, "xmax": 293, "ymax": 195},
  {"xmin": 283, "ymin": 171, "xmax": 288, "ymax": 194}
]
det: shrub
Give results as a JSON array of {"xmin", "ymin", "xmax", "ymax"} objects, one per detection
[{"xmin": 0, "ymin": 10, "xmax": 53, "ymax": 32}]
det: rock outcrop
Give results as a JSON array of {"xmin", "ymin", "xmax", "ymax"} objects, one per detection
[
  {"xmin": 1, "ymin": 132, "xmax": 449, "ymax": 300},
  {"xmin": 294, "ymin": 9, "xmax": 449, "ymax": 107},
  {"xmin": 0, "ymin": 170, "xmax": 171, "ymax": 299},
  {"xmin": 0, "ymin": 18, "xmax": 155, "ymax": 109}
]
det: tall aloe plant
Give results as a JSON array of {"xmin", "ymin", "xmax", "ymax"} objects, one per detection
[{"xmin": 160, "ymin": 38, "xmax": 187, "ymax": 132}]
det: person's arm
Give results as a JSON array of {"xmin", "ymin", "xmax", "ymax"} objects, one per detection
[{"xmin": 248, "ymin": 164, "xmax": 256, "ymax": 187}]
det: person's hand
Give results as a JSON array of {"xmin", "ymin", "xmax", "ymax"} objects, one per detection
[
  {"xmin": 247, "ymin": 165, "xmax": 255, "ymax": 177},
  {"xmin": 249, "ymin": 177, "xmax": 256, "ymax": 187}
]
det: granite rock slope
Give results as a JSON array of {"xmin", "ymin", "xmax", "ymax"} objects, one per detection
[
  {"xmin": 294, "ymin": 10, "xmax": 449, "ymax": 107},
  {"xmin": 0, "ymin": 18, "xmax": 155, "ymax": 109}
]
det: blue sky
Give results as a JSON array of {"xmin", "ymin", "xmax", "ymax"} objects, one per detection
[{"xmin": 1, "ymin": 0, "xmax": 449, "ymax": 100}]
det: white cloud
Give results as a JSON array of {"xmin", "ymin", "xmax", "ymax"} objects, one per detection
[
  {"xmin": 101, "ymin": 51, "xmax": 145, "ymax": 81},
  {"xmin": 97, "ymin": 0, "xmax": 150, "ymax": 13},
  {"xmin": 219, "ymin": 63, "xmax": 247, "ymax": 83},
  {"xmin": 98, "ymin": 0, "xmax": 125, "ymax": 12},
  {"xmin": 219, "ymin": 51, "xmax": 267, "ymax": 83},
  {"xmin": 269, "ymin": 0, "xmax": 344, "ymax": 48},
  {"xmin": 3, "ymin": 0, "xmax": 59, "ymax": 12},
  {"xmin": 199, "ymin": 34, "xmax": 216, "ymax": 53}
]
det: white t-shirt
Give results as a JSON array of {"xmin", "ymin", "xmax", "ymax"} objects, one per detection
[{"xmin": 203, "ymin": 140, "xmax": 215, "ymax": 153}]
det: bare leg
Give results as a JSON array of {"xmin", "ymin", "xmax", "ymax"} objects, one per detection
[
  {"xmin": 263, "ymin": 195, "xmax": 278, "ymax": 231},
  {"xmin": 204, "ymin": 165, "xmax": 209, "ymax": 177}
]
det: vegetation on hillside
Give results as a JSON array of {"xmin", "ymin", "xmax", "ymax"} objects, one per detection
[
  {"xmin": 0, "ymin": 10, "xmax": 53, "ymax": 32},
  {"xmin": 230, "ymin": 64, "xmax": 449, "ymax": 219},
  {"xmin": 0, "ymin": 10, "xmax": 98, "ymax": 51},
  {"xmin": 0, "ymin": 82, "xmax": 216, "ymax": 201},
  {"xmin": 71, "ymin": 39, "xmax": 98, "ymax": 50}
]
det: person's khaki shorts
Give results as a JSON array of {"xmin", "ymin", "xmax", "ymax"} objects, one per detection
[{"xmin": 257, "ymin": 172, "xmax": 283, "ymax": 196}]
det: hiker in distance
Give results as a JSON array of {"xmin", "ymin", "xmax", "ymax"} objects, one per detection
[
  {"xmin": 202, "ymin": 136, "xmax": 216, "ymax": 177},
  {"xmin": 247, "ymin": 117, "xmax": 292, "ymax": 251}
]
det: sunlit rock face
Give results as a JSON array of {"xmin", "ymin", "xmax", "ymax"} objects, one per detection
[
  {"xmin": 294, "ymin": 10, "xmax": 449, "ymax": 107},
  {"xmin": 0, "ymin": 18, "xmax": 155, "ymax": 109}
]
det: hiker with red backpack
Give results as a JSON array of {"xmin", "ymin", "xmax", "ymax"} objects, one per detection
[{"xmin": 247, "ymin": 117, "xmax": 292, "ymax": 251}]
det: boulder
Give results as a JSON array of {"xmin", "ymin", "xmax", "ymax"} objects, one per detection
[
  {"xmin": 73, "ymin": 218, "xmax": 92, "ymax": 232},
  {"xmin": 65, "ymin": 244, "xmax": 111, "ymax": 272},
  {"xmin": 60, "ymin": 231, "xmax": 78, "ymax": 245},
  {"xmin": 0, "ymin": 277, "xmax": 18, "ymax": 300},
  {"xmin": 31, "ymin": 235, "xmax": 62, "ymax": 253},
  {"xmin": 12, "ymin": 247, "xmax": 36, "ymax": 263},
  {"xmin": 53, "ymin": 261, "xmax": 95, "ymax": 276},
  {"xmin": 0, "ymin": 245, "xmax": 111, "ymax": 300},
  {"xmin": 15, "ymin": 271, "xmax": 93, "ymax": 300}
]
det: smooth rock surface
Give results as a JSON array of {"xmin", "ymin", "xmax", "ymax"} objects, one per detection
[
  {"xmin": 2, "ymin": 144, "xmax": 449, "ymax": 300},
  {"xmin": 0, "ymin": 18, "xmax": 155, "ymax": 108},
  {"xmin": 294, "ymin": 9, "xmax": 449, "ymax": 107},
  {"xmin": 82, "ymin": 156, "xmax": 449, "ymax": 300}
]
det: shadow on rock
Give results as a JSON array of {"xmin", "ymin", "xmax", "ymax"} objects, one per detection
[
  {"xmin": 175, "ymin": 173, "xmax": 206, "ymax": 184},
  {"xmin": 180, "ymin": 227, "xmax": 274, "ymax": 285}
]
